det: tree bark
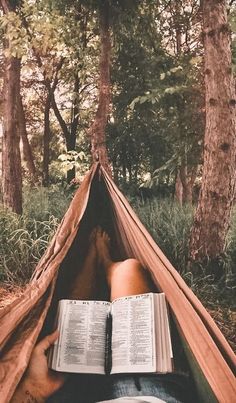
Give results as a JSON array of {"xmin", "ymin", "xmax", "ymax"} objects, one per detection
[
  {"xmin": 66, "ymin": 75, "xmax": 80, "ymax": 183},
  {"xmin": 42, "ymin": 93, "xmax": 51, "ymax": 187},
  {"xmin": 18, "ymin": 94, "xmax": 38, "ymax": 184},
  {"xmin": 2, "ymin": 55, "xmax": 22, "ymax": 214},
  {"xmin": 189, "ymin": 0, "xmax": 236, "ymax": 261},
  {"xmin": 90, "ymin": 1, "xmax": 111, "ymax": 175},
  {"xmin": 175, "ymin": 169, "xmax": 183, "ymax": 205},
  {"xmin": 180, "ymin": 164, "xmax": 197, "ymax": 205}
]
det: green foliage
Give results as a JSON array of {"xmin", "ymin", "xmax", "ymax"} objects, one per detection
[
  {"xmin": 132, "ymin": 198, "xmax": 193, "ymax": 273},
  {"xmin": 58, "ymin": 150, "xmax": 90, "ymax": 175},
  {"xmin": 0, "ymin": 208, "xmax": 57, "ymax": 283},
  {"xmin": 1, "ymin": 187, "xmax": 236, "ymax": 297},
  {"xmin": 107, "ymin": 0, "xmax": 204, "ymax": 190},
  {"xmin": 23, "ymin": 185, "xmax": 70, "ymax": 220},
  {"xmin": 0, "ymin": 186, "xmax": 70, "ymax": 283},
  {"xmin": 0, "ymin": 11, "xmax": 29, "ymax": 59}
]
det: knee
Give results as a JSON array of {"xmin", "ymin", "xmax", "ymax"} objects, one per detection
[
  {"xmin": 123, "ymin": 258, "xmax": 143, "ymax": 271},
  {"xmin": 111, "ymin": 258, "xmax": 145, "ymax": 282}
]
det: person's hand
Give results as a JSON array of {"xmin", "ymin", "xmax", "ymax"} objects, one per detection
[
  {"xmin": 26, "ymin": 330, "xmax": 65, "ymax": 399},
  {"xmin": 12, "ymin": 331, "xmax": 65, "ymax": 402}
]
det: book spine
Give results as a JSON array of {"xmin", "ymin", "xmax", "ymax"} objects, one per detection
[{"xmin": 105, "ymin": 313, "xmax": 112, "ymax": 375}]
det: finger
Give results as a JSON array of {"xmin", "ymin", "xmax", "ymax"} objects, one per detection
[{"xmin": 36, "ymin": 330, "xmax": 59, "ymax": 354}]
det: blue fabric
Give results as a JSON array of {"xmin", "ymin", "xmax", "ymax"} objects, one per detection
[{"xmin": 47, "ymin": 373, "xmax": 196, "ymax": 403}]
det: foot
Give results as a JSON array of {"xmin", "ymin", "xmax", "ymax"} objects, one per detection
[
  {"xmin": 95, "ymin": 227, "xmax": 113, "ymax": 270},
  {"xmin": 95, "ymin": 227, "xmax": 120, "ymax": 288}
]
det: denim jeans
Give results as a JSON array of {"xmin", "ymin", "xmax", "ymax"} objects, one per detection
[{"xmin": 48, "ymin": 373, "xmax": 196, "ymax": 403}]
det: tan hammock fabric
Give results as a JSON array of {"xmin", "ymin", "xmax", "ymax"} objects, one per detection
[{"xmin": 0, "ymin": 163, "xmax": 235, "ymax": 403}]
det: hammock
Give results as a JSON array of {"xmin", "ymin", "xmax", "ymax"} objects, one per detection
[{"xmin": 0, "ymin": 163, "xmax": 235, "ymax": 403}]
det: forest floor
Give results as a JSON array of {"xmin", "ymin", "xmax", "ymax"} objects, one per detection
[{"xmin": 0, "ymin": 281, "xmax": 235, "ymax": 354}]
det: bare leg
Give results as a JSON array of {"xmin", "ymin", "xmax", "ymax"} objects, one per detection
[
  {"xmin": 95, "ymin": 229, "xmax": 153, "ymax": 301},
  {"xmin": 108, "ymin": 258, "xmax": 153, "ymax": 301},
  {"xmin": 69, "ymin": 230, "xmax": 98, "ymax": 300}
]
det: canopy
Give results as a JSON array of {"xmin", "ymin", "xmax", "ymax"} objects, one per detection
[{"xmin": 0, "ymin": 163, "xmax": 235, "ymax": 402}]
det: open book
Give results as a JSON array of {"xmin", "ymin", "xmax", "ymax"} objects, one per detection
[{"xmin": 49, "ymin": 293, "xmax": 173, "ymax": 375}]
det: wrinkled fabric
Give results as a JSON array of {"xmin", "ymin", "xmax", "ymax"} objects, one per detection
[{"xmin": 0, "ymin": 163, "xmax": 235, "ymax": 403}]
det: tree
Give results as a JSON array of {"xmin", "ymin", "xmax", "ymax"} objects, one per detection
[
  {"xmin": 113, "ymin": 1, "xmax": 203, "ymax": 194},
  {"xmin": 18, "ymin": 93, "xmax": 38, "ymax": 183},
  {"xmin": 1, "ymin": 0, "xmax": 23, "ymax": 214},
  {"xmin": 89, "ymin": 0, "xmax": 111, "ymax": 174},
  {"xmin": 189, "ymin": 0, "xmax": 236, "ymax": 263}
]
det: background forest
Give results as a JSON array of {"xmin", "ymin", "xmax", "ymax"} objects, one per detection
[{"xmin": 0, "ymin": 0, "xmax": 235, "ymax": 350}]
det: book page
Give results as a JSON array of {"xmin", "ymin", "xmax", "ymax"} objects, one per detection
[
  {"xmin": 51, "ymin": 300, "xmax": 110, "ymax": 374},
  {"xmin": 154, "ymin": 293, "xmax": 173, "ymax": 373},
  {"xmin": 111, "ymin": 293, "xmax": 156, "ymax": 374}
]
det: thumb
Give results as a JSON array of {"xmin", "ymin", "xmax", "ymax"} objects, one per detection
[{"xmin": 36, "ymin": 330, "xmax": 59, "ymax": 354}]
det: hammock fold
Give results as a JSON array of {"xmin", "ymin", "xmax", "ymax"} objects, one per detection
[{"xmin": 0, "ymin": 163, "xmax": 235, "ymax": 403}]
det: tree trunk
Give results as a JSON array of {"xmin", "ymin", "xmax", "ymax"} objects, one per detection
[
  {"xmin": 18, "ymin": 94, "xmax": 38, "ymax": 184},
  {"xmin": 175, "ymin": 170, "xmax": 183, "ymax": 205},
  {"xmin": 66, "ymin": 75, "xmax": 80, "ymax": 183},
  {"xmin": 2, "ymin": 55, "xmax": 22, "ymax": 214},
  {"xmin": 189, "ymin": 0, "xmax": 236, "ymax": 261},
  {"xmin": 180, "ymin": 164, "xmax": 197, "ymax": 205},
  {"xmin": 42, "ymin": 94, "xmax": 51, "ymax": 187},
  {"xmin": 49, "ymin": 75, "xmax": 79, "ymax": 184},
  {"xmin": 90, "ymin": 1, "xmax": 111, "ymax": 175},
  {"xmin": 66, "ymin": 135, "xmax": 76, "ymax": 184}
]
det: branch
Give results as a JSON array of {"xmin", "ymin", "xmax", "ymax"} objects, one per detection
[
  {"xmin": 0, "ymin": 0, "xmax": 12, "ymax": 13},
  {"xmin": 51, "ymin": 57, "xmax": 64, "ymax": 92},
  {"xmin": 50, "ymin": 89, "xmax": 70, "ymax": 143}
]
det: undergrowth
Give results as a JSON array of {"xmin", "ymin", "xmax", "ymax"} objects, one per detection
[
  {"xmin": 0, "ymin": 186, "xmax": 70, "ymax": 283},
  {"xmin": 132, "ymin": 199, "xmax": 193, "ymax": 274},
  {"xmin": 1, "ymin": 187, "xmax": 236, "ymax": 292}
]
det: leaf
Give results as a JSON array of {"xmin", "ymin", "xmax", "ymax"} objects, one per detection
[
  {"xmin": 189, "ymin": 56, "xmax": 202, "ymax": 66},
  {"xmin": 170, "ymin": 66, "xmax": 183, "ymax": 74},
  {"xmin": 78, "ymin": 151, "xmax": 86, "ymax": 160},
  {"xmin": 139, "ymin": 96, "xmax": 147, "ymax": 104},
  {"xmin": 58, "ymin": 154, "xmax": 68, "ymax": 161},
  {"xmin": 129, "ymin": 97, "xmax": 139, "ymax": 110},
  {"xmin": 21, "ymin": 65, "xmax": 30, "ymax": 74},
  {"xmin": 21, "ymin": 55, "xmax": 28, "ymax": 63},
  {"xmin": 164, "ymin": 87, "xmax": 176, "ymax": 95},
  {"xmin": 160, "ymin": 72, "xmax": 165, "ymax": 80}
]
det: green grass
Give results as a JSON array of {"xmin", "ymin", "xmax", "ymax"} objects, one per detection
[
  {"xmin": 0, "ymin": 186, "xmax": 70, "ymax": 283},
  {"xmin": 1, "ymin": 187, "xmax": 236, "ymax": 290},
  {"xmin": 132, "ymin": 199, "xmax": 193, "ymax": 274}
]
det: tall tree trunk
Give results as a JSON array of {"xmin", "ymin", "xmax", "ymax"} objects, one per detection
[
  {"xmin": 18, "ymin": 94, "xmax": 38, "ymax": 184},
  {"xmin": 2, "ymin": 55, "xmax": 22, "ymax": 214},
  {"xmin": 190, "ymin": 0, "xmax": 236, "ymax": 262},
  {"xmin": 66, "ymin": 75, "xmax": 80, "ymax": 183},
  {"xmin": 42, "ymin": 94, "xmax": 51, "ymax": 187},
  {"xmin": 90, "ymin": 1, "xmax": 111, "ymax": 175}
]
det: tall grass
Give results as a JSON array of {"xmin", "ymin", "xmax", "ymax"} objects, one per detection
[
  {"xmin": 1, "ymin": 186, "xmax": 236, "ymax": 292},
  {"xmin": 132, "ymin": 199, "xmax": 193, "ymax": 274},
  {"xmin": 132, "ymin": 198, "xmax": 236, "ymax": 313},
  {"xmin": 0, "ymin": 186, "xmax": 70, "ymax": 284}
]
